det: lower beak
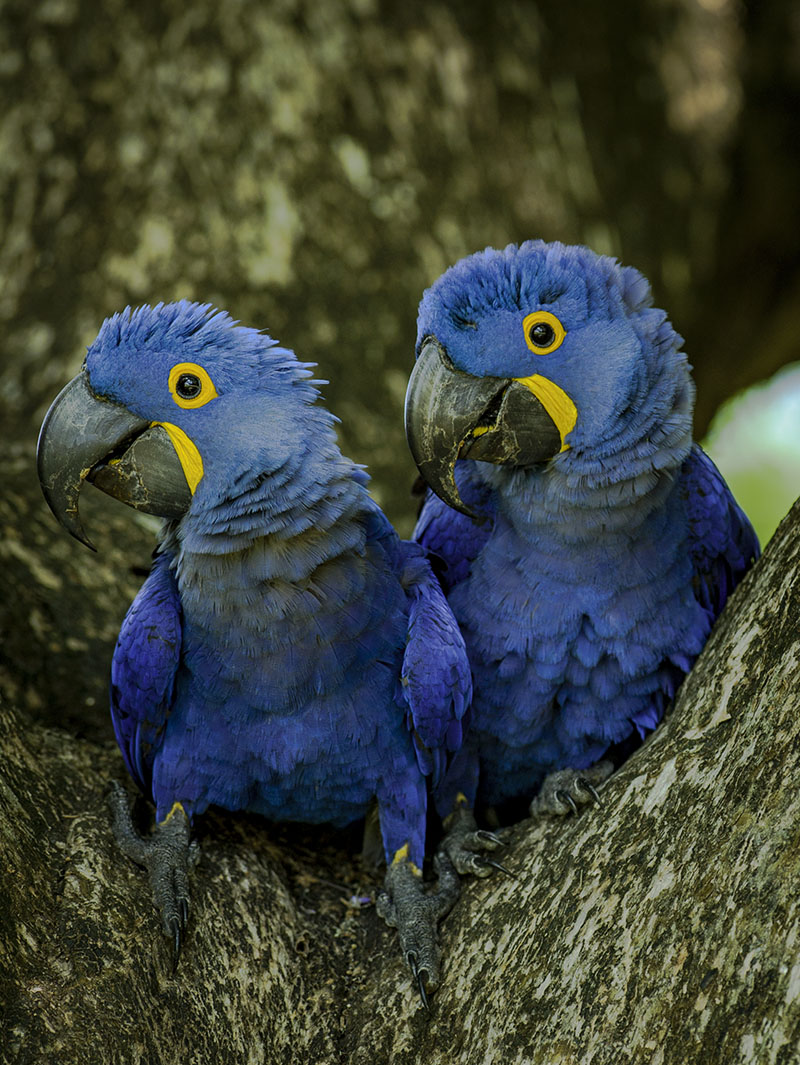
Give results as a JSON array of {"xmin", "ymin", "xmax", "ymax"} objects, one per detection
[
  {"xmin": 404, "ymin": 338, "xmax": 564, "ymax": 516},
  {"xmin": 37, "ymin": 372, "xmax": 192, "ymax": 550}
]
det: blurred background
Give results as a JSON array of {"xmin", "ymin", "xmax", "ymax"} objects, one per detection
[{"xmin": 2, "ymin": 0, "xmax": 799, "ymax": 734}]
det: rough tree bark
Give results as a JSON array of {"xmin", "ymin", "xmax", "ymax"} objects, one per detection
[{"xmin": 2, "ymin": 451, "xmax": 799, "ymax": 1063}]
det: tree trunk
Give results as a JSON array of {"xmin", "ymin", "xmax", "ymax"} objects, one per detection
[{"xmin": 3, "ymin": 468, "xmax": 800, "ymax": 1063}]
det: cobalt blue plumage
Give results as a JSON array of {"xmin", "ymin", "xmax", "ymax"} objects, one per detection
[
  {"xmin": 405, "ymin": 240, "xmax": 759, "ymax": 812},
  {"xmin": 87, "ymin": 301, "xmax": 470, "ymax": 854},
  {"xmin": 37, "ymin": 300, "xmax": 473, "ymax": 992}
]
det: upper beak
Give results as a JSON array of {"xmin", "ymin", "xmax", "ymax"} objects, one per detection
[
  {"xmin": 404, "ymin": 338, "xmax": 566, "ymax": 517},
  {"xmin": 37, "ymin": 371, "xmax": 192, "ymax": 550}
]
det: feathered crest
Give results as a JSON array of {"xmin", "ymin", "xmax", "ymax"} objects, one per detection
[
  {"xmin": 418, "ymin": 240, "xmax": 659, "ymax": 345},
  {"xmin": 89, "ymin": 300, "xmax": 319, "ymax": 393}
]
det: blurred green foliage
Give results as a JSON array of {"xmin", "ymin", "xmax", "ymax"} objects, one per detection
[{"xmin": 704, "ymin": 363, "xmax": 800, "ymax": 547}]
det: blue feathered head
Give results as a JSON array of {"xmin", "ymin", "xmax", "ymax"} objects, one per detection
[
  {"xmin": 405, "ymin": 240, "xmax": 694, "ymax": 514},
  {"xmin": 88, "ymin": 301, "xmax": 317, "ymax": 405},
  {"xmin": 38, "ymin": 301, "xmax": 338, "ymax": 548}
]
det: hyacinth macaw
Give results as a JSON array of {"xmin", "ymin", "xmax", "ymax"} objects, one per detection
[
  {"xmin": 404, "ymin": 240, "xmax": 759, "ymax": 825},
  {"xmin": 37, "ymin": 301, "xmax": 490, "ymax": 1001}
]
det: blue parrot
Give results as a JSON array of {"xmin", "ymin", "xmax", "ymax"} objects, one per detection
[
  {"xmin": 36, "ymin": 300, "xmax": 483, "ymax": 1000},
  {"xmin": 404, "ymin": 240, "xmax": 759, "ymax": 826}
]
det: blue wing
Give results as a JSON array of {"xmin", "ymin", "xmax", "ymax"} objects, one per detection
[
  {"xmin": 681, "ymin": 444, "xmax": 760, "ymax": 624},
  {"xmin": 412, "ymin": 462, "xmax": 495, "ymax": 592},
  {"xmin": 363, "ymin": 499, "xmax": 471, "ymax": 785},
  {"xmin": 110, "ymin": 550, "xmax": 182, "ymax": 798},
  {"xmin": 399, "ymin": 544, "xmax": 472, "ymax": 785}
]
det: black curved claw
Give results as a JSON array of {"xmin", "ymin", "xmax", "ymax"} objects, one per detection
[
  {"xmin": 170, "ymin": 916, "xmax": 182, "ymax": 972},
  {"xmin": 555, "ymin": 789, "xmax": 580, "ymax": 816},
  {"xmin": 407, "ymin": 951, "xmax": 429, "ymax": 1010},
  {"xmin": 477, "ymin": 856, "xmax": 515, "ymax": 877},
  {"xmin": 180, "ymin": 897, "xmax": 189, "ymax": 928},
  {"xmin": 576, "ymin": 778, "xmax": 603, "ymax": 806},
  {"xmin": 476, "ymin": 829, "xmax": 505, "ymax": 847}
]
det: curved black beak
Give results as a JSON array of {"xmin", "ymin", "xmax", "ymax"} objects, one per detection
[
  {"xmin": 37, "ymin": 371, "xmax": 192, "ymax": 550},
  {"xmin": 404, "ymin": 338, "xmax": 563, "ymax": 516}
]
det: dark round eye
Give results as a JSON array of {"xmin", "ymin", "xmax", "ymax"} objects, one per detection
[
  {"xmin": 528, "ymin": 321, "xmax": 556, "ymax": 349},
  {"xmin": 522, "ymin": 310, "xmax": 566, "ymax": 354},
  {"xmin": 175, "ymin": 373, "xmax": 202, "ymax": 400}
]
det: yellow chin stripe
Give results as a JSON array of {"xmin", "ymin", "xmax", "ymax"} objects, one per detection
[
  {"xmin": 513, "ymin": 374, "xmax": 578, "ymax": 452},
  {"xmin": 152, "ymin": 421, "xmax": 204, "ymax": 493}
]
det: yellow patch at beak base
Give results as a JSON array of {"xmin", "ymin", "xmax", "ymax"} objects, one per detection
[
  {"xmin": 513, "ymin": 374, "xmax": 577, "ymax": 451},
  {"xmin": 152, "ymin": 421, "xmax": 204, "ymax": 493}
]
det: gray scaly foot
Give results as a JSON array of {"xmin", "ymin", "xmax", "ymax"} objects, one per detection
[
  {"xmin": 528, "ymin": 759, "xmax": 614, "ymax": 817},
  {"xmin": 438, "ymin": 798, "xmax": 511, "ymax": 877},
  {"xmin": 376, "ymin": 850, "xmax": 460, "ymax": 1008},
  {"xmin": 107, "ymin": 781, "xmax": 197, "ymax": 969}
]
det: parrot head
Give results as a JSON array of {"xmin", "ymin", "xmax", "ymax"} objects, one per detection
[
  {"xmin": 404, "ymin": 240, "xmax": 690, "ymax": 516},
  {"xmin": 37, "ymin": 301, "xmax": 324, "ymax": 549}
]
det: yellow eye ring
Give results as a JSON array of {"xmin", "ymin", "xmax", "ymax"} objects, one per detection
[
  {"xmin": 522, "ymin": 310, "xmax": 566, "ymax": 354},
  {"xmin": 168, "ymin": 362, "xmax": 219, "ymax": 409}
]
